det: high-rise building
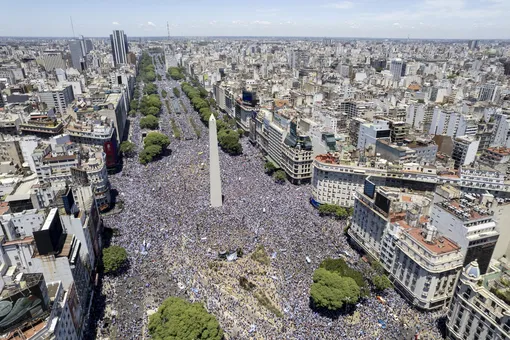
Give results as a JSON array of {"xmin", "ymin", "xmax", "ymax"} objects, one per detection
[
  {"xmin": 504, "ymin": 60, "xmax": 510, "ymax": 76},
  {"xmin": 452, "ymin": 135, "xmax": 480, "ymax": 168},
  {"xmin": 69, "ymin": 40, "xmax": 85, "ymax": 71},
  {"xmin": 478, "ymin": 83, "xmax": 498, "ymax": 102},
  {"xmin": 83, "ymin": 38, "xmax": 93, "ymax": 54},
  {"xmin": 110, "ymin": 30, "xmax": 128, "ymax": 66},
  {"xmin": 430, "ymin": 189, "xmax": 499, "ymax": 274},
  {"xmin": 357, "ymin": 119, "xmax": 391, "ymax": 151},
  {"xmin": 468, "ymin": 40, "xmax": 479, "ymax": 50},
  {"xmin": 390, "ymin": 58, "xmax": 405, "ymax": 81},
  {"xmin": 38, "ymin": 85, "xmax": 75, "ymax": 114}
]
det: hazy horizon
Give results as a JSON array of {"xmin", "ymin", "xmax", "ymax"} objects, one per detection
[{"xmin": 2, "ymin": 0, "xmax": 510, "ymax": 39}]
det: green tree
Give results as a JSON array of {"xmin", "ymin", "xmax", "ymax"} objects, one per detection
[
  {"xmin": 130, "ymin": 99, "xmax": 139, "ymax": 111},
  {"xmin": 273, "ymin": 170, "xmax": 287, "ymax": 184},
  {"xmin": 140, "ymin": 115, "xmax": 160, "ymax": 130},
  {"xmin": 318, "ymin": 204, "xmax": 338, "ymax": 216},
  {"xmin": 334, "ymin": 206, "xmax": 348, "ymax": 219},
  {"xmin": 168, "ymin": 67, "xmax": 185, "ymax": 80},
  {"xmin": 218, "ymin": 129, "xmax": 242, "ymax": 155},
  {"xmin": 145, "ymin": 106, "xmax": 160, "ymax": 116},
  {"xmin": 119, "ymin": 141, "xmax": 136, "ymax": 157},
  {"xmin": 144, "ymin": 83, "xmax": 158, "ymax": 95},
  {"xmin": 102, "ymin": 245, "xmax": 128, "ymax": 273},
  {"xmin": 216, "ymin": 119, "xmax": 227, "ymax": 132},
  {"xmin": 310, "ymin": 268, "xmax": 360, "ymax": 310},
  {"xmin": 139, "ymin": 144, "xmax": 163, "ymax": 164},
  {"xmin": 173, "ymin": 87, "xmax": 180, "ymax": 97},
  {"xmin": 319, "ymin": 258, "xmax": 369, "ymax": 296},
  {"xmin": 372, "ymin": 275, "xmax": 393, "ymax": 291},
  {"xmin": 129, "ymin": 110, "xmax": 137, "ymax": 117},
  {"xmin": 149, "ymin": 297, "xmax": 223, "ymax": 340},
  {"xmin": 264, "ymin": 161, "xmax": 276, "ymax": 174},
  {"xmin": 144, "ymin": 131, "xmax": 170, "ymax": 149},
  {"xmin": 161, "ymin": 89, "xmax": 167, "ymax": 98}
]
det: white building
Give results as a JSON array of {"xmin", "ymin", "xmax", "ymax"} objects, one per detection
[
  {"xmin": 446, "ymin": 260, "xmax": 510, "ymax": 340},
  {"xmin": 430, "ymin": 192, "xmax": 499, "ymax": 274},
  {"xmin": 390, "ymin": 58, "xmax": 405, "ymax": 81},
  {"xmin": 38, "ymin": 85, "xmax": 75, "ymax": 114},
  {"xmin": 452, "ymin": 136, "xmax": 480, "ymax": 168},
  {"xmin": 357, "ymin": 120, "xmax": 391, "ymax": 152},
  {"xmin": 386, "ymin": 222, "xmax": 463, "ymax": 310},
  {"xmin": 348, "ymin": 182, "xmax": 463, "ymax": 310}
]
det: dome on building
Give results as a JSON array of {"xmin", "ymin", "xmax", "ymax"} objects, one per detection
[{"xmin": 463, "ymin": 260, "xmax": 481, "ymax": 280}]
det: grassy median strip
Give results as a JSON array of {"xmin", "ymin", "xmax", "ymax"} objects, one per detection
[
  {"xmin": 170, "ymin": 118, "xmax": 181, "ymax": 139},
  {"xmin": 179, "ymin": 100, "xmax": 187, "ymax": 113},
  {"xmin": 189, "ymin": 117, "xmax": 201, "ymax": 139}
]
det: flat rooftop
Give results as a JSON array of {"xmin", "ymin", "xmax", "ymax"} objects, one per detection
[
  {"xmin": 407, "ymin": 227, "xmax": 460, "ymax": 255},
  {"xmin": 437, "ymin": 199, "xmax": 493, "ymax": 222}
]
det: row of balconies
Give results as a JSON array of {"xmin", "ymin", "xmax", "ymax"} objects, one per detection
[{"xmin": 314, "ymin": 161, "xmax": 510, "ymax": 192}]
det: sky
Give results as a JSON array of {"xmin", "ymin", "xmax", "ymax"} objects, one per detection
[{"xmin": 2, "ymin": 0, "xmax": 510, "ymax": 39}]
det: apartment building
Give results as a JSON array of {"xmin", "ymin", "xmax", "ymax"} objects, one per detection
[
  {"xmin": 452, "ymin": 136, "xmax": 480, "ymax": 169},
  {"xmin": 348, "ymin": 181, "xmax": 433, "ymax": 259},
  {"xmin": 312, "ymin": 153, "xmax": 437, "ymax": 207},
  {"xmin": 31, "ymin": 135, "xmax": 111, "ymax": 207},
  {"xmin": 38, "ymin": 85, "xmax": 75, "ymax": 114},
  {"xmin": 281, "ymin": 134, "xmax": 313, "ymax": 184},
  {"xmin": 385, "ymin": 222, "xmax": 463, "ymax": 310},
  {"xmin": 348, "ymin": 181, "xmax": 465, "ymax": 310},
  {"xmin": 430, "ymin": 193, "xmax": 500, "ymax": 274},
  {"xmin": 446, "ymin": 260, "xmax": 510, "ymax": 340}
]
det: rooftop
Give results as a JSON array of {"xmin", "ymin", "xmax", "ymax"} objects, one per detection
[
  {"xmin": 437, "ymin": 199, "xmax": 493, "ymax": 222},
  {"xmin": 406, "ymin": 227, "xmax": 460, "ymax": 255},
  {"xmin": 485, "ymin": 147, "xmax": 510, "ymax": 156}
]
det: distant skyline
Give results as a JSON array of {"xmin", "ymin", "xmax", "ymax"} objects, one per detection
[{"xmin": 2, "ymin": 0, "xmax": 510, "ymax": 39}]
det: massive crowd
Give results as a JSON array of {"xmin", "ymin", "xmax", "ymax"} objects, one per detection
[{"xmin": 86, "ymin": 56, "xmax": 446, "ymax": 340}]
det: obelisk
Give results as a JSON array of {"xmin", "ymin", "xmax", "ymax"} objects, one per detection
[{"xmin": 209, "ymin": 114, "xmax": 223, "ymax": 207}]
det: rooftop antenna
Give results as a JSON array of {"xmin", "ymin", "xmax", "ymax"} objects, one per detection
[{"xmin": 70, "ymin": 16, "xmax": 75, "ymax": 38}]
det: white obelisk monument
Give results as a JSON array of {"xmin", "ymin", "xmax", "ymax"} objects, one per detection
[{"xmin": 209, "ymin": 114, "xmax": 223, "ymax": 207}]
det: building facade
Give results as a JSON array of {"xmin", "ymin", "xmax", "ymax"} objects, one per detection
[{"xmin": 446, "ymin": 260, "xmax": 510, "ymax": 340}]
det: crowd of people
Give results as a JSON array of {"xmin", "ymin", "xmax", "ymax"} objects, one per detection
[{"xmin": 86, "ymin": 56, "xmax": 446, "ymax": 340}]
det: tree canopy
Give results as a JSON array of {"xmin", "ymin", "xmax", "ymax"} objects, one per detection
[
  {"xmin": 144, "ymin": 131, "xmax": 170, "ymax": 149},
  {"xmin": 168, "ymin": 67, "xmax": 185, "ymax": 80},
  {"xmin": 144, "ymin": 83, "xmax": 158, "ymax": 95},
  {"xmin": 310, "ymin": 268, "xmax": 360, "ymax": 310},
  {"xmin": 140, "ymin": 115, "xmax": 160, "ymax": 130},
  {"xmin": 130, "ymin": 99, "xmax": 139, "ymax": 111},
  {"xmin": 264, "ymin": 161, "xmax": 277, "ymax": 174},
  {"xmin": 139, "ymin": 53, "xmax": 156, "ymax": 82},
  {"xmin": 173, "ymin": 87, "xmax": 180, "ymax": 97},
  {"xmin": 372, "ymin": 275, "xmax": 393, "ymax": 291},
  {"xmin": 140, "ymin": 94, "xmax": 162, "ymax": 116},
  {"xmin": 218, "ymin": 129, "xmax": 242, "ymax": 155},
  {"xmin": 149, "ymin": 297, "xmax": 223, "ymax": 340},
  {"xmin": 318, "ymin": 204, "xmax": 353, "ymax": 220},
  {"xmin": 119, "ymin": 141, "xmax": 136, "ymax": 157},
  {"xmin": 273, "ymin": 170, "xmax": 287, "ymax": 184},
  {"xmin": 102, "ymin": 246, "xmax": 128, "ymax": 274},
  {"xmin": 139, "ymin": 144, "xmax": 163, "ymax": 165},
  {"xmin": 319, "ymin": 258, "xmax": 369, "ymax": 297}
]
